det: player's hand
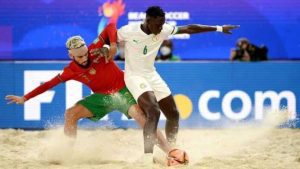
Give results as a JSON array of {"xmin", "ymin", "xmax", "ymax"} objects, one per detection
[
  {"xmin": 222, "ymin": 25, "xmax": 240, "ymax": 34},
  {"xmin": 99, "ymin": 47, "xmax": 110, "ymax": 63},
  {"xmin": 89, "ymin": 48, "xmax": 108, "ymax": 57},
  {"xmin": 90, "ymin": 47, "xmax": 109, "ymax": 63},
  {"xmin": 5, "ymin": 95, "xmax": 26, "ymax": 104},
  {"xmin": 90, "ymin": 48, "xmax": 100, "ymax": 56}
]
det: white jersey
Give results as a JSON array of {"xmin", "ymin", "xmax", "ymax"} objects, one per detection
[{"xmin": 118, "ymin": 23, "xmax": 178, "ymax": 76}]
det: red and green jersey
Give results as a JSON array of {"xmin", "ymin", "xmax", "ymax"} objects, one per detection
[{"xmin": 24, "ymin": 23, "xmax": 125, "ymax": 101}]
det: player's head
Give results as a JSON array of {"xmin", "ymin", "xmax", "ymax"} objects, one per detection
[
  {"xmin": 236, "ymin": 37, "xmax": 250, "ymax": 50},
  {"xmin": 66, "ymin": 36, "xmax": 90, "ymax": 68},
  {"xmin": 145, "ymin": 6, "xmax": 165, "ymax": 35}
]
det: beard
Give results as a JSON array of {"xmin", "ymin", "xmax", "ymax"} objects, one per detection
[{"xmin": 74, "ymin": 57, "xmax": 91, "ymax": 68}]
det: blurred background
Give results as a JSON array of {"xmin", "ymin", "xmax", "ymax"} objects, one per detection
[
  {"xmin": 0, "ymin": 0, "xmax": 299, "ymax": 60},
  {"xmin": 1, "ymin": 2, "xmax": 300, "ymax": 168},
  {"xmin": 0, "ymin": 0, "xmax": 299, "ymax": 129}
]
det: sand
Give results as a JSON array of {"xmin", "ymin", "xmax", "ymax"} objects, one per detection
[{"xmin": 1, "ymin": 111, "xmax": 300, "ymax": 169}]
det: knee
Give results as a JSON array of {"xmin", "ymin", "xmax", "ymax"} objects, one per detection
[
  {"xmin": 144, "ymin": 105, "xmax": 161, "ymax": 121},
  {"xmin": 167, "ymin": 107, "xmax": 179, "ymax": 122}
]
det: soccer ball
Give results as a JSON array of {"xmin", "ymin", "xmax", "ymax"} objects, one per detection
[{"xmin": 167, "ymin": 149, "xmax": 189, "ymax": 166}]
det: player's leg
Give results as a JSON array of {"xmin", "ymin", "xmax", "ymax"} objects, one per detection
[
  {"xmin": 137, "ymin": 92, "xmax": 161, "ymax": 153},
  {"xmin": 124, "ymin": 75, "xmax": 161, "ymax": 154},
  {"xmin": 157, "ymin": 96, "xmax": 189, "ymax": 165},
  {"xmin": 158, "ymin": 95, "xmax": 179, "ymax": 144},
  {"xmin": 64, "ymin": 104, "xmax": 93, "ymax": 137},
  {"xmin": 66, "ymin": 93, "xmax": 113, "ymax": 137},
  {"xmin": 128, "ymin": 104, "xmax": 171, "ymax": 153},
  {"xmin": 149, "ymin": 72, "xmax": 180, "ymax": 144},
  {"xmin": 118, "ymin": 87, "xmax": 189, "ymax": 166},
  {"xmin": 129, "ymin": 104, "xmax": 188, "ymax": 166}
]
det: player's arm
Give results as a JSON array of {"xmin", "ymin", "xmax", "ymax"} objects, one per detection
[
  {"xmin": 176, "ymin": 24, "xmax": 239, "ymax": 34},
  {"xmin": 89, "ymin": 23, "xmax": 118, "ymax": 62},
  {"xmin": 5, "ymin": 75, "xmax": 64, "ymax": 105},
  {"xmin": 105, "ymin": 23, "xmax": 118, "ymax": 60}
]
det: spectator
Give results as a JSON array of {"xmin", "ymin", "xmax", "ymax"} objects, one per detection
[
  {"xmin": 157, "ymin": 39, "xmax": 180, "ymax": 61},
  {"xmin": 230, "ymin": 38, "xmax": 268, "ymax": 61}
]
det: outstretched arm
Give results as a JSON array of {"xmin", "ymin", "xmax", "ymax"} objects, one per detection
[
  {"xmin": 177, "ymin": 24, "xmax": 239, "ymax": 34},
  {"xmin": 5, "ymin": 75, "xmax": 63, "ymax": 104}
]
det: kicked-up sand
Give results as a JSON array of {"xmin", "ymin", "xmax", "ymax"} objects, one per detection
[{"xmin": 0, "ymin": 111, "xmax": 299, "ymax": 169}]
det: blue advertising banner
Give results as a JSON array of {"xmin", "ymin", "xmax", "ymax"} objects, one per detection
[
  {"xmin": 0, "ymin": 0, "xmax": 299, "ymax": 60},
  {"xmin": 0, "ymin": 61, "xmax": 299, "ymax": 129}
]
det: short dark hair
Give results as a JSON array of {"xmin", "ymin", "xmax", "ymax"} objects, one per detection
[{"xmin": 146, "ymin": 6, "xmax": 165, "ymax": 18}]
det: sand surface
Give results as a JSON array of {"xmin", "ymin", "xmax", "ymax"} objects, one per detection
[{"xmin": 1, "ymin": 111, "xmax": 300, "ymax": 169}]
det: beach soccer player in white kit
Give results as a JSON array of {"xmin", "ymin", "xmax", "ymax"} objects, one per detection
[{"xmin": 117, "ymin": 6, "xmax": 239, "ymax": 164}]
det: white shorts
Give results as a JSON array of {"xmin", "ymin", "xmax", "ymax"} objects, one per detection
[{"xmin": 125, "ymin": 72, "xmax": 171, "ymax": 102}]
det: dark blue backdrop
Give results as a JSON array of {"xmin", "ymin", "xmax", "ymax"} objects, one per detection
[{"xmin": 0, "ymin": 0, "xmax": 299, "ymax": 60}]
